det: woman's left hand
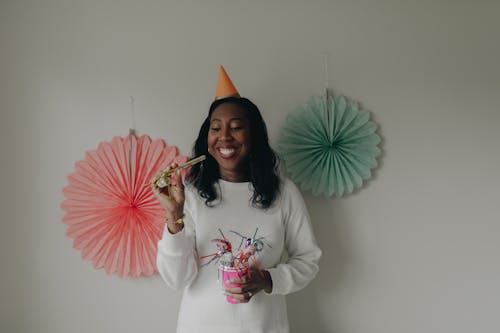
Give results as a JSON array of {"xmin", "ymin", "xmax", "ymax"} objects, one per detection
[{"xmin": 224, "ymin": 269, "xmax": 273, "ymax": 303}]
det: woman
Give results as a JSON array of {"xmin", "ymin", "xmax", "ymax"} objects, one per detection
[{"xmin": 153, "ymin": 66, "xmax": 321, "ymax": 333}]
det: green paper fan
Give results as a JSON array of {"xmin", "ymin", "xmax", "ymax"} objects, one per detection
[{"xmin": 278, "ymin": 95, "xmax": 381, "ymax": 197}]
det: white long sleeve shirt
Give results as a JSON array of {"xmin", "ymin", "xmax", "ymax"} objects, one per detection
[{"xmin": 157, "ymin": 178, "xmax": 321, "ymax": 333}]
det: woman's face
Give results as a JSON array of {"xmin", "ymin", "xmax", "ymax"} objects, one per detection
[{"xmin": 207, "ymin": 102, "xmax": 252, "ymax": 182}]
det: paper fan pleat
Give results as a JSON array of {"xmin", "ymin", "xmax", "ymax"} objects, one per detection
[
  {"xmin": 278, "ymin": 95, "xmax": 381, "ymax": 197},
  {"xmin": 61, "ymin": 134, "xmax": 188, "ymax": 277}
]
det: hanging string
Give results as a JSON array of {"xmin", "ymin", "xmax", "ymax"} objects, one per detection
[
  {"xmin": 323, "ymin": 54, "xmax": 329, "ymax": 98},
  {"xmin": 129, "ymin": 95, "xmax": 136, "ymax": 136},
  {"xmin": 322, "ymin": 54, "xmax": 330, "ymax": 123}
]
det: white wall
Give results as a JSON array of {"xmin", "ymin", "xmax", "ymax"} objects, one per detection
[{"xmin": 1, "ymin": 1, "xmax": 499, "ymax": 332}]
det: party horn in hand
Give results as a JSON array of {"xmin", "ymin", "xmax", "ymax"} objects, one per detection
[{"xmin": 153, "ymin": 155, "xmax": 206, "ymax": 188}]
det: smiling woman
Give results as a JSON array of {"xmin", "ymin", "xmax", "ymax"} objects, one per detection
[
  {"xmin": 152, "ymin": 66, "xmax": 321, "ymax": 333},
  {"xmin": 207, "ymin": 102, "xmax": 252, "ymax": 183},
  {"xmin": 189, "ymin": 95, "xmax": 281, "ymax": 209}
]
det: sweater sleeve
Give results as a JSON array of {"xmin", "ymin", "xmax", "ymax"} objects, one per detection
[
  {"xmin": 267, "ymin": 180, "xmax": 322, "ymax": 295},
  {"xmin": 156, "ymin": 189, "xmax": 199, "ymax": 290}
]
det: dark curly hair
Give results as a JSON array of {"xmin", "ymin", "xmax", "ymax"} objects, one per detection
[{"xmin": 186, "ymin": 97, "xmax": 281, "ymax": 209}]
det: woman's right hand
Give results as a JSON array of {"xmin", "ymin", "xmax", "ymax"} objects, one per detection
[{"xmin": 151, "ymin": 163, "xmax": 185, "ymax": 234}]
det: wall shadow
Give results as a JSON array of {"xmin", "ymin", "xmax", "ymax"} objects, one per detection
[{"xmin": 287, "ymin": 194, "xmax": 353, "ymax": 333}]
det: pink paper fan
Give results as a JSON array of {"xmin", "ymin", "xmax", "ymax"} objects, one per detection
[{"xmin": 61, "ymin": 134, "xmax": 188, "ymax": 278}]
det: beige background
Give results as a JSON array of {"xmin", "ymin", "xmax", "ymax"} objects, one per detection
[{"xmin": 1, "ymin": 1, "xmax": 499, "ymax": 332}]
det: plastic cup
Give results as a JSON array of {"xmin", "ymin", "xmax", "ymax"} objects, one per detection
[{"xmin": 219, "ymin": 265, "xmax": 247, "ymax": 304}]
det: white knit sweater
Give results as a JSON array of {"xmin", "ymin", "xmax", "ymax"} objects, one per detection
[{"xmin": 157, "ymin": 178, "xmax": 321, "ymax": 333}]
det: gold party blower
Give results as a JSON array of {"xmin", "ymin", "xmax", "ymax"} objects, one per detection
[{"xmin": 152, "ymin": 155, "xmax": 206, "ymax": 188}]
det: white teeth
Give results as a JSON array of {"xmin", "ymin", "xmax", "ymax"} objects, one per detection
[{"xmin": 219, "ymin": 148, "xmax": 235, "ymax": 156}]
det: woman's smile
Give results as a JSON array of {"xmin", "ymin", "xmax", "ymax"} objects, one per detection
[{"xmin": 217, "ymin": 147, "xmax": 237, "ymax": 158}]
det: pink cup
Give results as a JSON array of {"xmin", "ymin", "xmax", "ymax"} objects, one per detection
[{"xmin": 219, "ymin": 266, "xmax": 247, "ymax": 304}]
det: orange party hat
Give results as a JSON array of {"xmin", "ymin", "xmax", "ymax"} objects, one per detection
[{"xmin": 215, "ymin": 65, "xmax": 240, "ymax": 100}]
